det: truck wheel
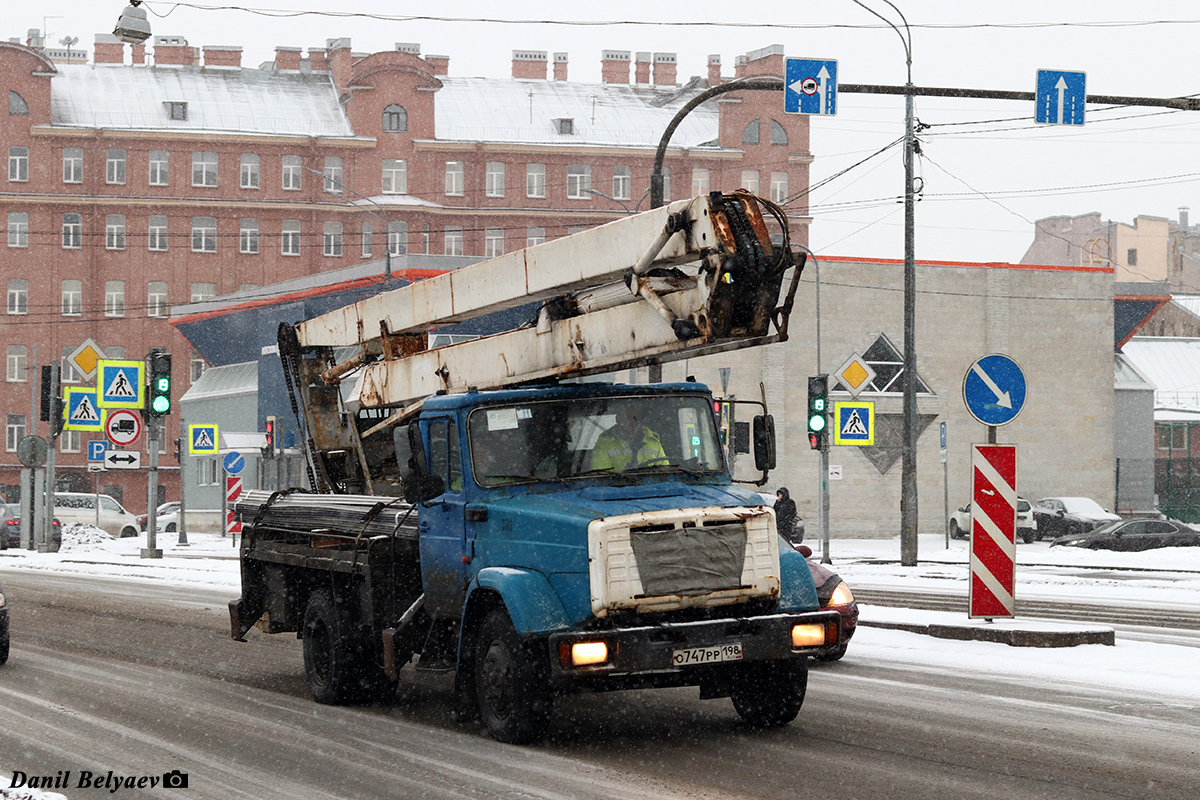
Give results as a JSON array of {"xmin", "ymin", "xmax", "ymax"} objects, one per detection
[
  {"xmin": 731, "ymin": 661, "xmax": 807, "ymax": 727},
  {"xmin": 474, "ymin": 608, "xmax": 551, "ymax": 744},
  {"xmin": 302, "ymin": 590, "xmax": 394, "ymax": 705}
]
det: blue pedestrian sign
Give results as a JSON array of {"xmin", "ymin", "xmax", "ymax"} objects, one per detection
[
  {"xmin": 63, "ymin": 387, "xmax": 105, "ymax": 432},
  {"xmin": 1035, "ymin": 69, "xmax": 1086, "ymax": 126},
  {"xmin": 223, "ymin": 451, "xmax": 245, "ymax": 475},
  {"xmin": 189, "ymin": 424, "xmax": 219, "ymax": 455},
  {"xmin": 96, "ymin": 359, "xmax": 145, "ymax": 410},
  {"xmin": 87, "ymin": 439, "xmax": 108, "ymax": 462},
  {"xmin": 785, "ymin": 57, "xmax": 838, "ymax": 116},
  {"xmin": 832, "ymin": 401, "xmax": 874, "ymax": 446},
  {"xmin": 963, "ymin": 354, "xmax": 1027, "ymax": 427}
]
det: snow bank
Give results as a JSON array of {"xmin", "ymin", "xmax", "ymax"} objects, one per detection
[{"xmin": 56, "ymin": 523, "xmax": 112, "ymax": 554}]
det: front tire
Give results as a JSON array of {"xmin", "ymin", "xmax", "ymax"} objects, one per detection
[
  {"xmin": 731, "ymin": 661, "xmax": 807, "ymax": 727},
  {"xmin": 1021, "ymin": 529, "xmax": 1035, "ymax": 544},
  {"xmin": 302, "ymin": 589, "xmax": 394, "ymax": 705},
  {"xmin": 950, "ymin": 521, "xmax": 963, "ymax": 540},
  {"xmin": 120, "ymin": 526, "xmax": 138, "ymax": 538},
  {"xmin": 474, "ymin": 608, "xmax": 551, "ymax": 744}
]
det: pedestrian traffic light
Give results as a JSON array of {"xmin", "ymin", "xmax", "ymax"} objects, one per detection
[
  {"xmin": 263, "ymin": 416, "xmax": 276, "ymax": 459},
  {"xmin": 172, "ymin": 438, "xmax": 181, "ymax": 463},
  {"xmin": 807, "ymin": 374, "xmax": 828, "ymax": 451},
  {"xmin": 148, "ymin": 350, "xmax": 172, "ymax": 416}
]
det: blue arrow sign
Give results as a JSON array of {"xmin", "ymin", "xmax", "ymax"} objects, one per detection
[
  {"xmin": 1035, "ymin": 69, "xmax": 1086, "ymax": 126},
  {"xmin": 963, "ymin": 354, "xmax": 1027, "ymax": 426},
  {"xmin": 223, "ymin": 451, "xmax": 245, "ymax": 475},
  {"xmin": 87, "ymin": 439, "xmax": 108, "ymax": 462},
  {"xmin": 784, "ymin": 57, "xmax": 838, "ymax": 116}
]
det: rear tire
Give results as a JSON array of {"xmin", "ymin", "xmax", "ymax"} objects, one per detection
[
  {"xmin": 1021, "ymin": 529, "xmax": 1035, "ymax": 544},
  {"xmin": 474, "ymin": 608, "xmax": 551, "ymax": 744},
  {"xmin": 731, "ymin": 661, "xmax": 807, "ymax": 727},
  {"xmin": 950, "ymin": 521, "xmax": 963, "ymax": 540},
  {"xmin": 120, "ymin": 526, "xmax": 138, "ymax": 538},
  {"xmin": 302, "ymin": 589, "xmax": 395, "ymax": 705},
  {"xmin": 165, "ymin": 522, "xmax": 176, "ymax": 533}
]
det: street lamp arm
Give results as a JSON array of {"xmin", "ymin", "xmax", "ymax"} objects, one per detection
[{"xmin": 852, "ymin": 0, "xmax": 912, "ymax": 73}]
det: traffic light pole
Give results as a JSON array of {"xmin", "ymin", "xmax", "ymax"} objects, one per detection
[{"xmin": 142, "ymin": 414, "xmax": 162, "ymax": 559}]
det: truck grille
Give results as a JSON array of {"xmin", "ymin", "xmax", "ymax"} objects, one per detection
[{"xmin": 587, "ymin": 506, "xmax": 779, "ymax": 617}]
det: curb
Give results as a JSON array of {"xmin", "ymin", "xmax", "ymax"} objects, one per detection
[{"xmin": 860, "ymin": 618, "xmax": 1115, "ymax": 647}]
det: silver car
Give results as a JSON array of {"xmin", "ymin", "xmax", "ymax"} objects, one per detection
[{"xmin": 949, "ymin": 497, "xmax": 1037, "ymax": 543}]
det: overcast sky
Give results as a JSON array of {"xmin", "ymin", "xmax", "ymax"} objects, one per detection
[{"xmin": 16, "ymin": 1, "xmax": 1200, "ymax": 264}]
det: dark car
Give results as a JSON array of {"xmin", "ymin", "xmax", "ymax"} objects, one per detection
[
  {"xmin": 794, "ymin": 544, "xmax": 857, "ymax": 661},
  {"xmin": 2, "ymin": 504, "xmax": 62, "ymax": 550},
  {"xmin": 1050, "ymin": 518, "xmax": 1200, "ymax": 551},
  {"xmin": 0, "ymin": 578, "xmax": 9, "ymax": 664},
  {"xmin": 1033, "ymin": 497, "xmax": 1121, "ymax": 540}
]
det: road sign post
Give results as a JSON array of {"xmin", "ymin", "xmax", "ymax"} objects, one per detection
[{"xmin": 970, "ymin": 444, "xmax": 1017, "ymax": 619}]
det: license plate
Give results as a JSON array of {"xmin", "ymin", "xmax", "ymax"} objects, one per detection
[{"xmin": 672, "ymin": 642, "xmax": 743, "ymax": 667}]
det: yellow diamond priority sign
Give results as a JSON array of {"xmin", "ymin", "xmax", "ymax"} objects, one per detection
[{"xmin": 835, "ymin": 353, "xmax": 877, "ymax": 398}]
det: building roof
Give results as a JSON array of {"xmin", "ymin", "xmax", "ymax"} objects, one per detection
[
  {"xmin": 1122, "ymin": 336, "xmax": 1200, "ymax": 412},
  {"xmin": 1169, "ymin": 295, "xmax": 1200, "ymax": 320},
  {"xmin": 181, "ymin": 361, "xmax": 258, "ymax": 401},
  {"xmin": 434, "ymin": 76, "xmax": 719, "ymax": 148},
  {"xmin": 49, "ymin": 64, "xmax": 356, "ymax": 137}
]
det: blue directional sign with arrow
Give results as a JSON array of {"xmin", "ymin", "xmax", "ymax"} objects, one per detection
[
  {"xmin": 963, "ymin": 354, "xmax": 1028, "ymax": 427},
  {"xmin": 784, "ymin": 57, "xmax": 838, "ymax": 116},
  {"xmin": 223, "ymin": 451, "xmax": 245, "ymax": 476},
  {"xmin": 1035, "ymin": 69, "xmax": 1086, "ymax": 126}
]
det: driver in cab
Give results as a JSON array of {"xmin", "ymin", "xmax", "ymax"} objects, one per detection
[{"xmin": 589, "ymin": 405, "xmax": 667, "ymax": 472}]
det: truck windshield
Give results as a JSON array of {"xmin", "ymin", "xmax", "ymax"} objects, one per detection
[{"xmin": 467, "ymin": 395, "xmax": 725, "ymax": 487}]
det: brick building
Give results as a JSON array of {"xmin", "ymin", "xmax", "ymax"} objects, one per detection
[{"xmin": 1, "ymin": 32, "xmax": 811, "ymax": 514}]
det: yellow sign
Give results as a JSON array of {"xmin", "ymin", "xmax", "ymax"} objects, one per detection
[
  {"xmin": 833, "ymin": 401, "xmax": 874, "ymax": 446},
  {"xmin": 835, "ymin": 353, "xmax": 877, "ymax": 398},
  {"xmin": 189, "ymin": 424, "xmax": 219, "ymax": 454},
  {"xmin": 63, "ymin": 387, "xmax": 105, "ymax": 432},
  {"xmin": 69, "ymin": 338, "xmax": 105, "ymax": 380},
  {"xmin": 96, "ymin": 359, "xmax": 145, "ymax": 409}
]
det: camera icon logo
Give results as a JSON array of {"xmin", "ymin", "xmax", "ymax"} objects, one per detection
[{"xmin": 162, "ymin": 770, "xmax": 189, "ymax": 789}]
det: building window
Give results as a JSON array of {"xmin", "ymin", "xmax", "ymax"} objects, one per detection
[
  {"xmin": 1158, "ymin": 425, "xmax": 1187, "ymax": 451},
  {"xmin": 7, "ymin": 279, "xmax": 27, "ymax": 315},
  {"xmin": 61, "ymin": 213, "xmax": 82, "ymax": 249},
  {"xmin": 190, "ymin": 350, "xmax": 207, "ymax": 382},
  {"xmin": 105, "ymin": 214, "xmax": 126, "ymax": 250},
  {"xmin": 198, "ymin": 457, "xmax": 218, "ymax": 486},
  {"xmin": 742, "ymin": 119, "xmax": 760, "ymax": 145},
  {"xmin": 61, "ymin": 345, "xmax": 81, "ymax": 384},
  {"xmin": 149, "ymin": 150, "xmax": 169, "ymax": 186},
  {"xmin": 382, "ymin": 104, "xmax": 407, "ymax": 132},
  {"xmin": 61, "ymin": 280, "xmax": 82, "ymax": 316},
  {"xmin": 484, "ymin": 227, "xmax": 504, "ymax": 258},
  {"xmin": 444, "ymin": 226, "xmax": 464, "ymax": 256},
  {"xmin": 148, "ymin": 215, "xmax": 168, "ymax": 251},
  {"xmin": 8, "ymin": 146, "xmax": 28, "ymax": 182},
  {"xmin": 567, "ymin": 164, "xmax": 591, "ymax": 199},
  {"xmin": 63, "ymin": 147, "xmax": 83, "ymax": 183},
  {"xmin": 240, "ymin": 154, "xmax": 259, "ymax": 189},
  {"xmin": 282, "ymin": 155, "xmax": 301, "ymax": 190},
  {"xmin": 770, "ymin": 171, "xmax": 788, "ymax": 203},
  {"xmin": 104, "ymin": 280, "xmax": 126, "ymax": 317},
  {"xmin": 9, "ymin": 91, "xmax": 28, "ymax": 115},
  {"xmin": 661, "ymin": 166, "xmax": 671, "ymax": 202},
  {"xmin": 7, "ymin": 213, "xmax": 28, "ymax": 248},
  {"xmin": 838, "ymin": 334, "xmax": 932, "ymax": 395},
  {"xmin": 691, "ymin": 168, "xmax": 711, "ymax": 196},
  {"xmin": 190, "ymin": 282, "xmax": 216, "ymax": 303},
  {"xmin": 6, "ymin": 347, "xmax": 27, "ymax": 383},
  {"xmin": 382, "ymin": 159, "xmax": 407, "ymax": 194},
  {"xmin": 192, "ymin": 151, "xmax": 218, "ymax": 187},
  {"xmin": 387, "ymin": 221, "xmax": 407, "ymax": 256},
  {"xmin": 1127, "ymin": 248, "xmax": 1138, "ymax": 267},
  {"xmin": 445, "ymin": 161, "xmax": 464, "ymax": 196},
  {"xmin": 770, "ymin": 119, "xmax": 788, "ymax": 146},
  {"xmin": 106, "ymin": 149, "xmax": 126, "ymax": 184},
  {"xmin": 527, "ymin": 163, "xmax": 546, "ymax": 198},
  {"xmin": 526, "ymin": 227, "xmax": 545, "ymax": 247},
  {"xmin": 323, "ymin": 221, "xmax": 343, "ymax": 256},
  {"xmin": 612, "ymin": 166, "xmax": 631, "ymax": 201},
  {"xmin": 191, "ymin": 217, "xmax": 217, "ymax": 252},
  {"xmin": 323, "ymin": 156, "xmax": 343, "ymax": 193},
  {"xmin": 281, "ymin": 220, "xmax": 300, "ymax": 255},
  {"xmin": 741, "ymin": 169, "xmax": 760, "ymax": 194},
  {"xmin": 6, "ymin": 414, "xmax": 26, "ymax": 451},
  {"xmin": 60, "ymin": 429, "xmax": 81, "ymax": 454},
  {"xmin": 486, "ymin": 162, "xmax": 505, "ymax": 198},
  {"xmin": 361, "ymin": 220, "xmax": 372, "ymax": 258},
  {"xmin": 166, "ymin": 101, "xmax": 188, "ymax": 121},
  {"xmin": 240, "ymin": 218, "xmax": 259, "ymax": 254},
  {"xmin": 148, "ymin": 281, "xmax": 168, "ymax": 318},
  {"xmin": 422, "ymin": 223, "xmax": 430, "ymax": 254}
]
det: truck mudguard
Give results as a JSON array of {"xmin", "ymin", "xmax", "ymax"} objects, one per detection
[
  {"xmin": 470, "ymin": 567, "xmax": 573, "ymax": 636},
  {"xmin": 775, "ymin": 545, "xmax": 822, "ymax": 612}
]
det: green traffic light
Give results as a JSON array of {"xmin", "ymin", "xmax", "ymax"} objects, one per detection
[
  {"xmin": 155, "ymin": 377, "xmax": 170, "ymax": 392},
  {"xmin": 152, "ymin": 396, "xmax": 171, "ymax": 413},
  {"xmin": 808, "ymin": 413, "xmax": 826, "ymax": 432}
]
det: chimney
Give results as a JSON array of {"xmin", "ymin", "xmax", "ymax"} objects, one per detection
[
  {"xmin": 743, "ymin": 44, "xmax": 785, "ymax": 77},
  {"xmin": 309, "ymin": 47, "xmax": 329, "ymax": 72},
  {"xmin": 202, "ymin": 45, "xmax": 242, "ymax": 68},
  {"xmin": 274, "ymin": 46, "xmax": 301, "ymax": 71},
  {"xmin": 512, "ymin": 50, "xmax": 547, "ymax": 80},
  {"xmin": 553, "ymin": 52, "xmax": 568, "ymax": 81},
  {"xmin": 153, "ymin": 35, "xmax": 198, "ymax": 66},
  {"xmin": 26, "ymin": 28, "xmax": 44, "ymax": 49},
  {"xmin": 395, "ymin": 42, "xmax": 421, "ymax": 55},
  {"xmin": 634, "ymin": 52, "xmax": 651, "ymax": 84},
  {"xmin": 734, "ymin": 55, "xmax": 748, "ymax": 78},
  {"xmin": 326, "ymin": 38, "xmax": 353, "ymax": 91},
  {"xmin": 707, "ymin": 54, "xmax": 721, "ymax": 86},
  {"xmin": 601, "ymin": 49, "xmax": 631, "ymax": 84},
  {"xmin": 93, "ymin": 34, "xmax": 124, "ymax": 65},
  {"xmin": 652, "ymin": 52, "xmax": 677, "ymax": 86},
  {"xmin": 131, "ymin": 43, "xmax": 146, "ymax": 65},
  {"xmin": 426, "ymin": 54, "xmax": 449, "ymax": 75}
]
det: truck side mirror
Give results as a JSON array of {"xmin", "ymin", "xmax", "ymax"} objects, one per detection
[
  {"xmin": 752, "ymin": 414, "xmax": 776, "ymax": 472},
  {"xmin": 393, "ymin": 424, "xmax": 445, "ymax": 504}
]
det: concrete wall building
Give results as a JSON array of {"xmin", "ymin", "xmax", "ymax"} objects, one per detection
[
  {"xmin": 1022, "ymin": 212, "xmax": 1169, "ymax": 283},
  {"xmin": 1, "ymin": 31, "xmax": 811, "ymax": 514}
]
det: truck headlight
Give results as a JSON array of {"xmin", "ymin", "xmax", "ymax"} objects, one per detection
[
  {"xmin": 828, "ymin": 582, "xmax": 855, "ymax": 607},
  {"xmin": 791, "ymin": 623, "xmax": 826, "ymax": 648},
  {"xmin": 0, "ymin": 591, "xmax": 5, "ymax": 608},
  {"xmin": 570, "ymin": 641, "xmax": 608, "ymax": 666}
]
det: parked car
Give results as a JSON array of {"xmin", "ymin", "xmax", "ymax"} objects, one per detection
[
  {"xmin": 793, "ymin": 544, "xmax": 857, "ymax": 661},
  {"xmin": 51, "ymin": 492, "xmax": 140, "ymax": 538},
  {"xmin": 0, "ymin": 578, "xmax": 9, "ymax": 664},
  {"xmin": 1050, "ymin": 518, "xmax": 1200, "ymax": 551},
  {"xmin": 1033, "ymin": 497, "xmax": 1121, "ymax": 539},
  {"xmin": 138, "ymin": 502, "xmax": 181, "ymax": 532},
  {"xmin": 2, "ymin": 505, "xmax": 61, "ymax": 550},
  {"xmin": 949, "ymin": 498, "xmax": 1038, "ymax": 543}
]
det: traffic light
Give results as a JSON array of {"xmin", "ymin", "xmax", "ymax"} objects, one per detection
[
  {"xmin": 172, "ymin": 438, "xmax": 181, "ymax": 463},
  {"xmin": 263, "ymin": 415, "xmax": 276, "ymax": 459},
  {"xmin": 148, "ymin": 350, "xmax": 172, "ymax": 416},
  {"xmin": 40, "ymin": 364, "xmax": 63, "ymax": 438},
  {"xmin": 807, "ymin": 374, "xmax": 829, "ymax": 451}
]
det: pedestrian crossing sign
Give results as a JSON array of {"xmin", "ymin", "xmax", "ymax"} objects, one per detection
[
  {"xmin": 833, "ymin": 401, "xmax": 874, "ymax": 446},
  {"xmin": 63, "ymin": 387, "xmax": 105, "ymax": 432},
  {"xmin": 96, "ymin": 359, "xmax": 145, "ymax": 409},
  {"xmin": 189, "ymin": 424, "xmax": 219, "ymax": 454}
]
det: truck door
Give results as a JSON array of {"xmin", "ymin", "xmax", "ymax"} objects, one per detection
[{"xmin": 418, "ymin": 417, "xmax": 469, "ymax": 618}]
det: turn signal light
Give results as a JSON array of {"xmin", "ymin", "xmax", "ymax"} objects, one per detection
[
  {"xmin": 570, "ymin": 641, "xmax": 609, "ymax": 666},
  {"xmin": 791, "ymin": 623, "xmax": 827, "ymax": 648}
]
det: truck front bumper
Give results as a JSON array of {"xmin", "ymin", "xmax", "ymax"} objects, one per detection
[{"xmin": 546, "ymin": 610, "xmax": 842, "ymax": 691}]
